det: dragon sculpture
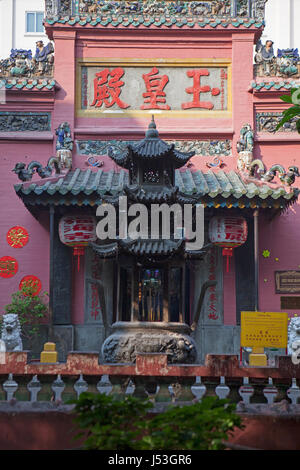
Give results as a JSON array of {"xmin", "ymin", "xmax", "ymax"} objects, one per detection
[
  {"xmin": 12, "ymin": 157, "xmax": 61, "ymax": 182},
  {"xmin": 249, "ymin": 160, "xmax": 300, "ymax": 186}
]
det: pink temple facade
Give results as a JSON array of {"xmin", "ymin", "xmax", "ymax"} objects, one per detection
[{"xmin": 0, "ymin": 0, "xmax": 299, "ymax": 362}]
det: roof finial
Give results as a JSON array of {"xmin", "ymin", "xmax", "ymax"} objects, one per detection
[{"xmin": 146, "ymin": 115, "xmax": 158, "ymax": 138}]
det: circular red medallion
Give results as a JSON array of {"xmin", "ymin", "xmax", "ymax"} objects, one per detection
[
  {"xmin": 7, "ymin": 226, "xmax": 29, "ymax": 248},
  {"xmin": 19, "ymin": 275, "xmax": 42, "ymax": 296},
  {"xmin": 0, "ymin": 256, "xmax": 18, "ymax": 278}
]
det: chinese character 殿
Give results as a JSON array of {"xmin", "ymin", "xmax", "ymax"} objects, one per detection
[{"xmin": 91, "ymin": 67, "xmax": 130, "ymax": 109}]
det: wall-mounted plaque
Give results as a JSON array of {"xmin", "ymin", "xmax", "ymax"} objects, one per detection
[
  {"xmin": 281, "ymin": 297, "xmax": 300, "ymax": 310},
  {"xmin": 77, "ymin": 58, "xmax": 232, "ymax": 118},
  {"xmin": 275, "ymin": 271, "xmax": 300, "ymax": 294}
]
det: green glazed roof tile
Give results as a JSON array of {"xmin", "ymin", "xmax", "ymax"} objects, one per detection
[
  {"xmin": 14, "ymin": 168, "xmax": 300, "ymax": 209},
  {"xmin": 44, "ymin": 15, "xmax": 265, "ymax": 30}
]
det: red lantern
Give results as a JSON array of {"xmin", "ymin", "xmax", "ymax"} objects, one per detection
[
  {"xmin": 209, "ymin": 216, "xmax": 248, "ymax": 273},
  {"xmin": 59, "ymin": 216, "xmax": 97, "ymax": 271}
]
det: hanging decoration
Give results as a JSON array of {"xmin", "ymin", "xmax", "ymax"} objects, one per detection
[
  {"xmin": 0, "ymin": 256, "xmax": 18, "ymax": 278},
  {"xmin": 19, "ymin": 275, "xmax": 42, "ymax": 296},
  {"xmin": 209, "ymin": 216, "xmax": 248, "ymax": 273},
  {"xmin": 262, "ymin": 250, "xmax": 271, "ymax": 258},
  {"xmin": 7, "ymin": 226, "xmax": 29, "ymax": 248},
  {"xmin": 59, "ymin": 216, "xmax": 97, "ymax": 271}
]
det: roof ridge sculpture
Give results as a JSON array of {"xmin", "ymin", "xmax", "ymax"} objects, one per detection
[{"xmin": 45, "ymin": 0, "xmax": 268, "ymax": 24}]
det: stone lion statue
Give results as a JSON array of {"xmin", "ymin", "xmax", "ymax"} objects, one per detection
[
  {"xmin": 1, "ymin": 314, "xmax": 23, "ymax": 352},
  {"xmin": 288, "ymin": 317, "xmax": 300, "ymax": 355}
]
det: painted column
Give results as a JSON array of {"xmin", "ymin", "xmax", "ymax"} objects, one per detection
[
  {"xmin": 52, "ymin": 29, "xmax": 76, "ymax": 146},
  {"xmin": 232, "ymin": 33, "xmax": 255, "ymax": 154},
  {"xmin": 226, "ymin": 33, "xmax": 255, "ymax": 325},
  {"xmin": 254, "ymin": 209, "xmax": 259, "ymax": 311},
  {"xmin": 223, "ymin": 255, "xmax": 237, "ymax": 326},
  {"xmin": 52, "ymin": 29, "xmax": 80, "ymax": 326}
]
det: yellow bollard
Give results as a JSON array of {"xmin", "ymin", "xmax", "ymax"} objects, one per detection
[
  {"xmin": 40, "ymin": 342, "xmax": 58, "ymax": 363},
  {"xmin": 249, "ymin": 347, "xmax": 267, "ymax": 366}
]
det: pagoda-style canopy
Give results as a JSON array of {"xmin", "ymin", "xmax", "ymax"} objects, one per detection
[
  {"xmin": 92, "ymin": 117, "xmax": 209, "ymax": 263},
  {"xmin": 109, "ymin": 118, "xmax": 194, "ymax": 169},
  {"xmin": 108, "ymin": 117, "xmax": 194, "ymax": 187}
]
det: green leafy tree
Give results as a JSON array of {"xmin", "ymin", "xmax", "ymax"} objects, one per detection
[
  {"xmin": 142, "ymin": 396, "xmax": 242, "ymax": 450},
  {"xmin": 71, "ymin": 393, "xmax": 153, "ymax": 450},
  {"xmin": 276, "ymin": 88, "xmax": 300, "ymax": 132},
  {"xmin": 71, "ymin": 392, "xmax": 244, "ymax": 451}
]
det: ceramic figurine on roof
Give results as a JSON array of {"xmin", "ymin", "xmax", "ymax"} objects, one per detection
[
  {"xmin": 237, "ymin": 124, "xmax": 254, "ymax": 172},
  {"xmin": 255, "ymin": 40, "xmax": 276, "ymax": 76},
  {"xmin": 33, "ymin": 41, "xmax": 54, "ymax": 76},
  {"xmin": 255, "ymin": 41, "xmax": 300, "ymax": 78},
  {"xmin": 45, "ymin": 0, "xmax": 56, "ymax": 16},
  {"xmin": 0, "ymin": 50, "xmax": 33, "ymax": 77},
  {"xmin": 46, "ymin": 0, "xmax": 266, "ymax": 20},
  {"xmin": 277, "ymin": 49, "xmax": 300, "ymax": 77},
  {"xmin": 0, "ymin": 42, "xmax": 54, "ymax": 78},
  {"xmin": 55, "ymin": 122, "xmax": 73, "ymax": 170}
]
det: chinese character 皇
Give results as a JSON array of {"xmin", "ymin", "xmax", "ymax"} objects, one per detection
[
  {"xmin": 91, "ymin": 67, "xmax": 130, "ymax": 109},
  {"xmin": 182, "ymin": 69, "xmax": 220, "ymax": 110},
  {"xmin": 141, "ymin": 67, "xmax": 170, "ymax": 110}
]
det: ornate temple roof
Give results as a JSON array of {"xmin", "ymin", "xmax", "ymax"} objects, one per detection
[
  {"xmin": 90, "ymin": 237, "xmax": 209, "ymax": 259},
  {"xmin": 108, "ymin": 118, "xmax": 195, "ymax": 170},
  {"xmin": 44, "ymin": 0, "xmax": 267, "ymax": 30},
  {"xmin": 15, "ymin": 167, "xmax": 300, "ymax": 211}
]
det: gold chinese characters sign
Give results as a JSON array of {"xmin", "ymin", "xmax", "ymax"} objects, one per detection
[{"xmin": 241, "ymin": 311, "xmax": 288, "ymax": 349}]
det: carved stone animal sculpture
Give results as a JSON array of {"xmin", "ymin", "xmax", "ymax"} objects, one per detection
[{"xmin": 1, "ymin": 314, "xmax": 23, "ymax": 352}]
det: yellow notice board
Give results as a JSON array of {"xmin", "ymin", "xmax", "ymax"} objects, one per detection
[{"xmin": 241, "ymin": 311, "xmax": 288, "ymax": 349}]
